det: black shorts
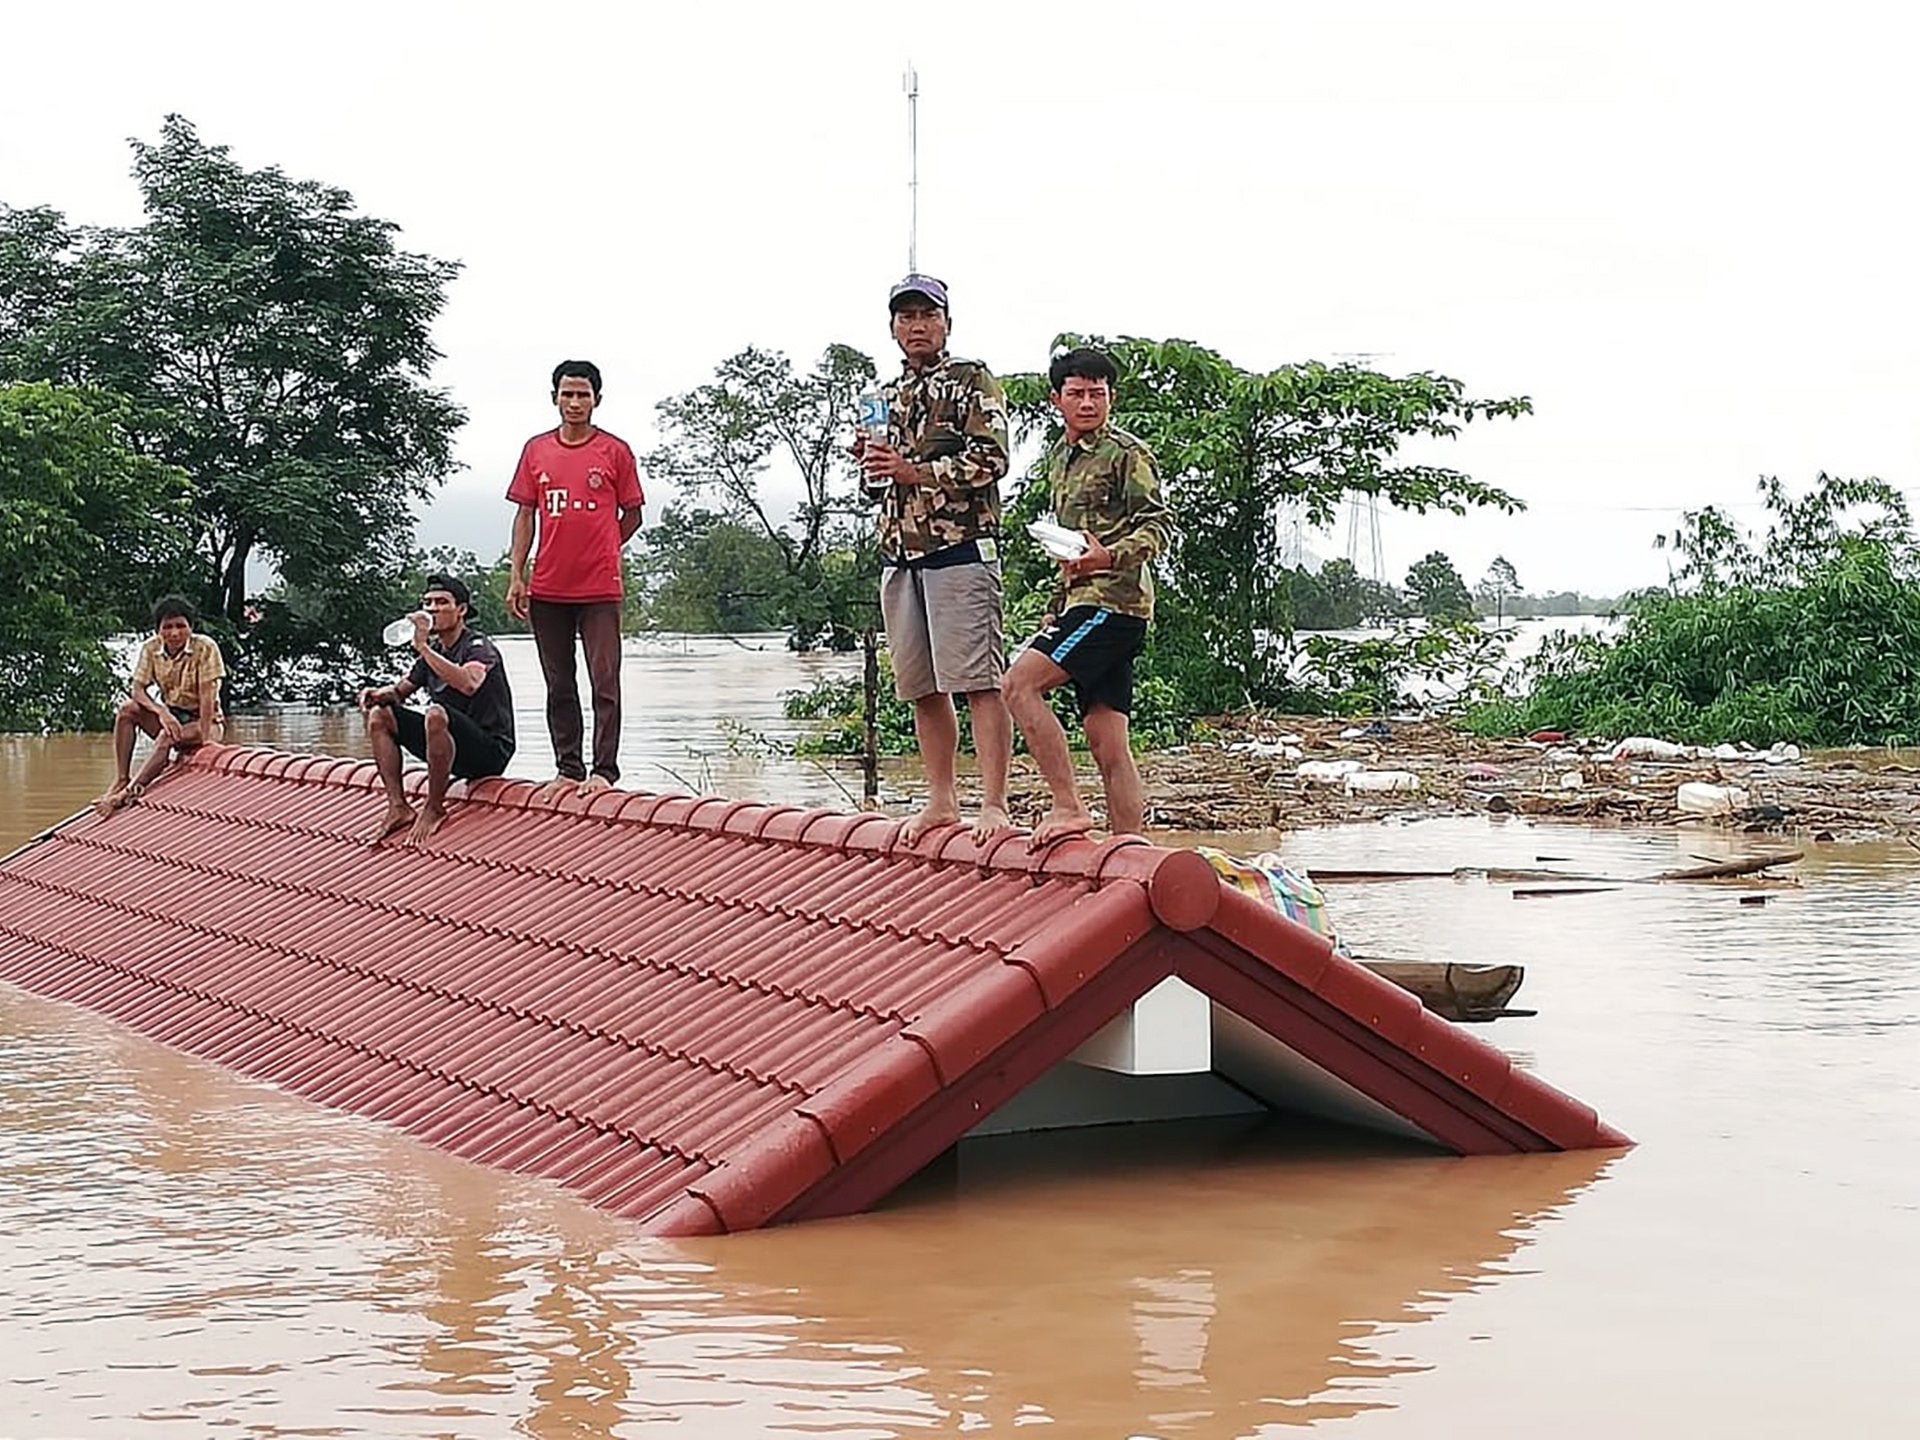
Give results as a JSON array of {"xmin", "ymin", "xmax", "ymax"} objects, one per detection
[
  {"xmin": 388, "ymin": 702, "xmax": 514, "ymax": 780},
  {"xmin": 168, "ymin": 706, "xmax": 199, "ymax": 727},
  {"xmin": 1026, "ymin": 606, "xmax": 1148, "ymax": 717}
]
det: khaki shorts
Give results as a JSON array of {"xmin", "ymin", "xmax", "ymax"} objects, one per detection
[{"xmin": 881, "ymin": 559, "xmax": 1005, "ymax": 700}]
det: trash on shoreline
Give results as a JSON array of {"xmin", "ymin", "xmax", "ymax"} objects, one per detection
[{"xmin": 1125, "ymin": 714, "xmax": 1920, "ymax": 841}]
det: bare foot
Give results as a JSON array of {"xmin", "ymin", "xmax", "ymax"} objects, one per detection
[
  {"xmin": 901, "ymin": 802, "xmax": 961, "ymax": 844},
  {"xmin": 92, "ymin": 783, "xmax": 129, "ymax": 818},
  {"xmin": 536, "ymin": 776, "xmax": 581, "ymax": 802},
  {"xmin": 368, "ymin": 802, "xmax": 416, "ymax": 845},
  {"xmin": 404, "ymin": 805, "xmax": 447, "ymax": 846},
  {"xmin": 1029, "ymin": 806, "xmax": 1096, "ymax": 849},
  {"xmin": 970, "ymin": 804, "xmax": 1014, "ymax": 845},
  {"xmin": 579, "ymin": 774, "xmax": 613, "ymax": 796}
]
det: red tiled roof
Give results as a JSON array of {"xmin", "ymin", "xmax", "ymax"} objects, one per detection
[{"xmin": 0, "ymin": 745, "xmax": 1627, "ymax": 1233}]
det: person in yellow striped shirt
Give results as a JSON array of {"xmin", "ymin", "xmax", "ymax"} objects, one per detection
[{"xmin": 93, "ymin": 595, "xmax": 226, "ymax": 815}]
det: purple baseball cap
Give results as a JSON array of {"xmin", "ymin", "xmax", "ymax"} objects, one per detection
[{"xmin": 888, "ymin": 273, "xmax": 949, "ymax": 312}]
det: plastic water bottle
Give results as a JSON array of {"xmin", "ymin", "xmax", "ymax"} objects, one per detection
[
  {"xmin": 382, "ymin": 614, "xmax": 424, "ymax": 646},
  {"xmin": 855, "ymin": 390, "xmax": 889, "ymax": 441},
  {"xmin": 856, "ymin": 390, "xmax": 891, "ymax": 496}
]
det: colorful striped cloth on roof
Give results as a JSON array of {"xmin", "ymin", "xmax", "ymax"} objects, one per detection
[{"xmin": 1196, "ymin": 847, "xmax": 1345, "ymax": 951}]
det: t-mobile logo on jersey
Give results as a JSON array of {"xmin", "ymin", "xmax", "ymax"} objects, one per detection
[{"xmin": 545, "ymin": 489, "xmax": 570, "ymax": 516}]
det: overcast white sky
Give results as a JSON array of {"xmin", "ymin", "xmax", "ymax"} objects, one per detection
[{"xmin": 5, "ymin": 1, "xmax": 1913, "ymax": 596}]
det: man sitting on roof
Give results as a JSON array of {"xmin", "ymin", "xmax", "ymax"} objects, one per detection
[
  {"xmin": 357, "ymin": 573, "xmax": 516, "ymax": 845},
  {"xmin": 93, "ymin": 594, "xmax": 227, "ymax": 816}
]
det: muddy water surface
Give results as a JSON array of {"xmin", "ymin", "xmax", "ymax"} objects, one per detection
[{"xmin": 3, "ymin": 638, "xmax": 1917, "ymax": 1436}]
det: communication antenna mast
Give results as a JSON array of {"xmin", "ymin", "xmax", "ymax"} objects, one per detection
[
  {"xmin": 904, "ymin": 63, "xmax": 920, "ymax": 272},
  {"xmin": 1344, "ymin": 491, "xmax": 1386, "ymax": 585},
  {"xmin": 1335, "ymin": 351, "xmax": 1389, "ymax": 584}
]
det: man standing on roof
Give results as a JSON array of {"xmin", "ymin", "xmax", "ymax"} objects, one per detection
[
  {"xmin": 93, "ymin": 595, "xmax": 226, "ymax": 815},
  {"xmin": 856, "ymin": 274, "xmax": 1014, "ymax": 843},
  {"xmin": 505, "ymin": 360, "xmax": 645, "ymax": 796},
  {"xmin": 1003, "ymin": 346, "xmax": 1175, "ymax": 847},
  {"xmin": 358, "ymin": 573, "xmax": 516, "ymax": 845}
]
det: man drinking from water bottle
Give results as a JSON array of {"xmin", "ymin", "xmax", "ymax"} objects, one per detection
[{"xmin": 358, "ymin": 573, "xmax": 515, "ymax": 845}]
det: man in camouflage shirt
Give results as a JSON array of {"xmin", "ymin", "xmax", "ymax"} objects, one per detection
[
  {"xmin": 857, "ymin": 273, "xmax": 1014, "ymax": 843},
  {"xmin": 1004, "ymin": 346, "xmax": 1175, "ymax": 846}
]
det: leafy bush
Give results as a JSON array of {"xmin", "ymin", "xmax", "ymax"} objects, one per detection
[
  {"xmin": 784, "ymin": 664, "xmax": 917, "ymax": 758},
  {"xmin": 1484, "ymin": 476, "xmax": 1920, "ymax": 746}
]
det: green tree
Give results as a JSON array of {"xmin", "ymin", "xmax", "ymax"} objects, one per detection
[
  {"xmin": 630, "ymin": 505, "xmax": 792, "ymax": 632},
  {"xmin": 0, "ymin": 116, "xmax": 464, "ymax": 703},
  {"xmin": 645, "ymin": 343, "xmax": 886, "ymax": 795},
  {"xmin": 1405, "ymin": 551, "xmax": 1476, "ymax": 622},
  {"xmin": 1476, "ymin": 554, "xmax": 1521, "ymax": 625},
  {"xmin": 0, "ymin": 207, "xmax": 79, "ymax": 379},
  {"xmin": 1004, "ymin": 338, "xmax": 1526, "ymax": 706},
  {"xmin": 644, "ymin": 344, "xmax": 879, "ymax": 649},
  {"xmin": 1290, "ymin": 557, "xmax": 1406, "ymax": 630},
  {"xmin": 0, "ymin": 383, "xmax": 193, "ymax": 729}
]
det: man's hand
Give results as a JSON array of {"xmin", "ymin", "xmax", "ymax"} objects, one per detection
[
  {"xmin": 506, "ymin": 576, "xmax": 530, "ymax": 622},
  {"xmin": 357, "ymin": 686, "xmax": 389, "ymax": 714},
  {"xmin": 158, "ymin": 713, "xmax": 183, "ymax": 742},
  {"xmin": 1060, "ymin": 533, "xmax": 1113, "ymax": 581},
  {"xmin": 860, "ymin": 441, "xmax": 920, "ymax": 487},
  {"xmin": 409, "ymin": 611, "xmax": 431, "ymax": 650}
]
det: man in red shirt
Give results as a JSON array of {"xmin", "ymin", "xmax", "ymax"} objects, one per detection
[{"xmin": 505, "ymin": 360, "xmax": 645, "ymax": 794}]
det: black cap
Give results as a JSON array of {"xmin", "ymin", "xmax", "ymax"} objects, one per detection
[
  {"xmin": 888, "ymin": 273, "xmax": 950, "ymax": 312},
  {"xmin": 423, "ymin": 572, "xmax": 471, "ymax": 615}
]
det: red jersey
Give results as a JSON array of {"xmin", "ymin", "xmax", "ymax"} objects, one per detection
[{"xmin": 506, "ymin": 429, "xmax": 646, "ymax": 603}]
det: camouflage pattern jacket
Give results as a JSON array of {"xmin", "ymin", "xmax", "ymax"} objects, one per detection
[
  {"xmin": 1047, "ymin": 425, "xmax": 1175, "ymax": 621},
  {"xmin": 866, "ymin": 352, "xmax": 1010, "ymax": 564}
]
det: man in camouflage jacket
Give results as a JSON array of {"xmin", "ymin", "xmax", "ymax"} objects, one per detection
[
  {"xmin": 1003, "ymin": 346, "xmax": 1175, "ymax": 846},
  {"xmin": 857, "ymin": 274, "xmax": 1015, "ymax": 843}
]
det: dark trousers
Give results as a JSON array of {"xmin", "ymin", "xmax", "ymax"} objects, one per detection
[
  {"xmin": 528, "ymin": 598, "xmax": 624, "ymax": 782},
  {"xmin": 386, "ymin": 701, "xmax": 513, "ymax": 780}
]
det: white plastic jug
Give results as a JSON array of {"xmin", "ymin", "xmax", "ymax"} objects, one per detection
[
  {"xmin": 1676, "ymin": 781, "xmax": 1748, "ymax": 815},
  {"xmin": 1344, "ymin": 769, "xmax": 1420, "ymax": 794},
  {"xmin": 1296, "ymin": 759, "xmax": 1363, "ymax": 785}
]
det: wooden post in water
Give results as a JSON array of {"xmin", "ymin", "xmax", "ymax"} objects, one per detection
[{"xmin": 862, "ymin": 626, "xmax": 880, "ymax": 805}]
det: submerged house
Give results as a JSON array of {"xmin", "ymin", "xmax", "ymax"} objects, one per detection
[{"xmin": 0, "ymin": 747, "xmax": 1626, "ymax": 1234}]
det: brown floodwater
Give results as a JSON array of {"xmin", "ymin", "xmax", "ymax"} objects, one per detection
[{"xmin": 3, "ymin": 637, "xmax": 1917, "ymax": 1437}]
